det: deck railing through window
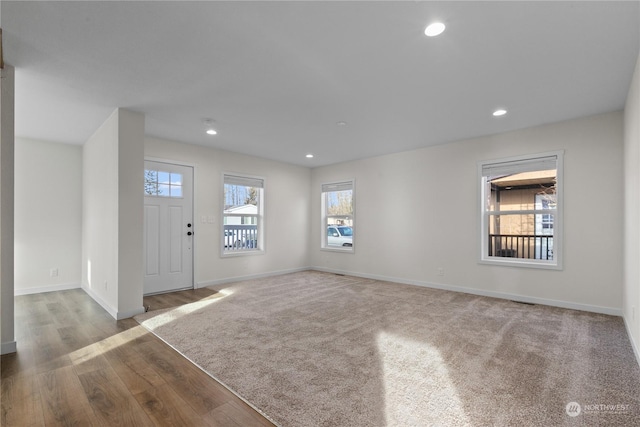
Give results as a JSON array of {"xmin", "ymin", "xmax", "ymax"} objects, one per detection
[
  {"xmin": 489, "ymin": 234, "xmax": 553, "ymax": 260},
  {"xmin": 224, "ymin": 224, "xmax": 258, "ymax": 251}
]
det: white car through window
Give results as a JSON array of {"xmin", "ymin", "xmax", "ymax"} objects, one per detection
[{"xmin": 327, "ymin": 226, "xmax": 353, "ymax": 247}]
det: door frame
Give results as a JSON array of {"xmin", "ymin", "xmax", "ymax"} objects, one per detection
[{"xmin": 144, "ymin": 157, "xmax": 196, "ymax": 294}]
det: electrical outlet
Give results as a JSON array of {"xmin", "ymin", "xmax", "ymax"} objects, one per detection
[
  {"xmin": 437, "ymin": 267, "xmax": 444, "ymax": 276},
  {"xmin": 50, "ymin": 268, "xmax": 58, "ymax": 278}
]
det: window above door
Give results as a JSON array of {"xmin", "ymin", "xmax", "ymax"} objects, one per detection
[{"xmin": 144, "ymin": 169, "xmax": 184, "ymax": 198}]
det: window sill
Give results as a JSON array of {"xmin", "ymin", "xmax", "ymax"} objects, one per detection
[
  {"xmin": 479, "ymin": 257, "xmax": 562, "ymax": 270},
  {"xmin": 221, "ymin": 249, "xmax": 265, "ymax": 258},
  {"xmin": 321, "ymin": 246, "xmax": 354, "ymax": 254}
]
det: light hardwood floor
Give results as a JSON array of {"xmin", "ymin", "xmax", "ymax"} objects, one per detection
[{"xmin": 1, "ymin": 288, "xmax": 275, "ymax": 426}]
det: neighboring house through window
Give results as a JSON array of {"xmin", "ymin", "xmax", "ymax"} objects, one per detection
[
  {"xmin": 321, "ymin": 180, "xmax": 355, "ymax": 252},
  {"xmin": 479, "ymin": 151, "xmax": 563, "ymax": 269},
  {"xmin": 223, "ymin": 174, "xmax": 264, "ymax": 255}
]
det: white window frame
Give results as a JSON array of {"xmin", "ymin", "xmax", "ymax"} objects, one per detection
[
  {"xmin": 478, "ymin": 151, "xmax": 563, "ymax": 270},
  {"xmin": 321, "ymin": 179, "xmax": 355, "ymax": 253},
  {"xmin": 221, "ymin": 173, "xmax": 265, "ymax": 257}
]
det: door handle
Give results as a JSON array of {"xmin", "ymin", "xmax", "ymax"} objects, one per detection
[{"xmin": 187, "ymin": 231, "xmax": 193, "ymax": 236}]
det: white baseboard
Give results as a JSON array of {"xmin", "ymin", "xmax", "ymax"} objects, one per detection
[
  {"xmin": 197, "ymin": 267, "xmax": 311, "ymax": 288},
  {"xmin": 1, "ymin": 340, "xmax": 17, "ymax": 355},
  {"xmin": 81, "ymin": 285, "xmax": 145, "ymax": 320},
  {"xmin": 117, "ymin": 307, "xmax": 146, "ymax": 320},
  {"xmin": 81, "ymin": 285, "xmax": 118, "ymax": 319},
  {"xmin": 312, "ymin": 267, "xmax": 623, "ymax": 316},
  {"xmin": 623, "ymin": 315, "xmax": 640, "ymax": 368},
  {"xmin": 14, "ymin": 282, "xmax": 81, "ymax": 296}
]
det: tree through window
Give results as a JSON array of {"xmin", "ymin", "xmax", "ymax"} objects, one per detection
[{"xmin": 144, "ymin": 169, "xmax": 183, "ymax": 198}]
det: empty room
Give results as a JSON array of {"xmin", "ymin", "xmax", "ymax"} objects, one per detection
[{"xmin": 1, "ymin": 1, "xmax": 640, "ymax": 426}]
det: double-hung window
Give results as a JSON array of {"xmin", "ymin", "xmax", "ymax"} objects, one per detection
[
  {"xmin": 321, "ymin": 180, "xmax": 354, "ymax": 252},
  {"xmin": 479, "ymin": 151, "xmax": 563, "ymax": 269},
  {"xmin": 222, "ymin": 174, "xmax": 264, "ymax": 255}
]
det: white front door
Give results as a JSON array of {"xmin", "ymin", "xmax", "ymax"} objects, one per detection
[{"xmin": 143, "ymin": 160, "xmax": 194, "ymax": 295}]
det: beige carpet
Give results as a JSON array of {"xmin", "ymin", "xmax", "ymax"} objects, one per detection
[{"xmin": 135, "ymin": 271, "xmax": 640, "ymax": 426}]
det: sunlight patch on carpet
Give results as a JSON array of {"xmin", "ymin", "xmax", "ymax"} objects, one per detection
[{"xmin": 377, "ymin": 331, "xmax": 470, "ymax": 426}]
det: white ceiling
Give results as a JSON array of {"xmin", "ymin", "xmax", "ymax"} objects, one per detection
[{"xmin": 2, "ymin": 1, "xmax": 639, "ymax": 167}]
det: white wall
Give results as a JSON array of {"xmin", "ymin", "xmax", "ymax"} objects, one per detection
[
  {"xmin": 14, "ymin": 138, "xmax": 82, "ymax": 294},
  {"xmin": 82, "ymin": 108, "xmax": 144, "ymax": 319},
  {"xmin": 145, "ymin": 137, "xmax": 311, "ymax": 285},
  {"xmin": 311, "ymin": 111, "xmax": 624, "ymax": 314},
  {"xmin": 624, "ymin": 52, "xmax": 640, "ymax": 362},
  {"xmin": 1, "ymin": 65, "xmax": 16, "ymax": 355},
  {"xmin": 117, "ymin": 110, "xmax": 145, "ymax": 316},
  {"xmin": 83, "ymin": 109, "xmax": 119, "ymax": 313}
]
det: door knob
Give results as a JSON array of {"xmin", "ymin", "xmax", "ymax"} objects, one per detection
[
  {"xmin": 187, "ymin": 231, "xmax": 193, "ymax": 236},
  {"xmin": 187, "ymin": 223, "xmax": 192, "ymax": 228}
]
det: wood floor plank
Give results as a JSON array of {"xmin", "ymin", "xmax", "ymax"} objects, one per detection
[
  {"xmin": 95, "ymin": 324, "xmax": 155, "ymax": 365},
  {"xmin": 77, "ymin": 367, "xmax": 155, "ymax": 427},
  {"xmin": 22, "ymin": 300, "xmax": 55, "ymax": 328},
  {"xmin": 1, "ymin": 374, "xmax": 45, "ymax": 427},
  {"xmin": 202, "ymin": 405, "xmax": 243, "ymax": 427},
  {"xmin": 33, "ymin": 354, "xmax": 73, "ymax": 376},
  {"xmin": 140, "ymin": 341, "xmax": 229, "ymax": 415},
  {"xmin": 134, "ymin": 383, "xmax": 203, "ymax": 426},
  {"xmin": 70, "ymin": 319, "xmax": 112, "ymax": 342},
  {"xmin": 93, "ymin": 317, "xmax": 142, "ymax": 337},
  {"xmin": 143, "ymin": 288, "xmax": 217, "ymax": 312},
  {"xmin": 0, "ymin": 341, "xmax": 36, "ymax": 379},
  {"xmin": 30, "ymin": 324, "xmax": 69, "ymax": 364},
  {"xmin": 29, "ymin": 324, "xmax": 74, "ymax": 375},
  {"xmin": 105, "ymin": 352, "xmax": 166, "ymax": 395},
  {"xmin": 70, "ymin": 348, "xmax": 112, "ymax": 377},
  {"xmin": 58, "ymin": 324, "xmax": 96, "ymax": 354},
  {"xmin": 225, "ymin": 399, "xmax": 276, "ymax": 426},
  {"xmin": 68, "ymin": 325, "xmax": 147, "ymax": 376},
  {"xmin": 47, "ymin": 301, "xmax": 78, "ymax": 326},
  {"xmin": 14, "ymin": 312, "xmax": 34, "ymax": 341},
  {"xmin": 37, "ymin": 365, "xmax": 98, "ymax": 426}
]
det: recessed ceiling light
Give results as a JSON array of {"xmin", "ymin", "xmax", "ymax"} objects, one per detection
[
  {"xmin": 336, "ymin": 121, "xmax": 348, "ymax": 126},
  {"xmin": 306, "ymin": 154, "xmax": 314, "ymax": 158},
  {"xmin": 203, "ymin": 119, "xmax": 218, "ymax": 135},
  {"xmin": 424, "ymin": 22, "xmax": 446, "ymax": 37},
  {"xmin": 493, "ymin": 109, "xmax": 507, "ymax": 117}
]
